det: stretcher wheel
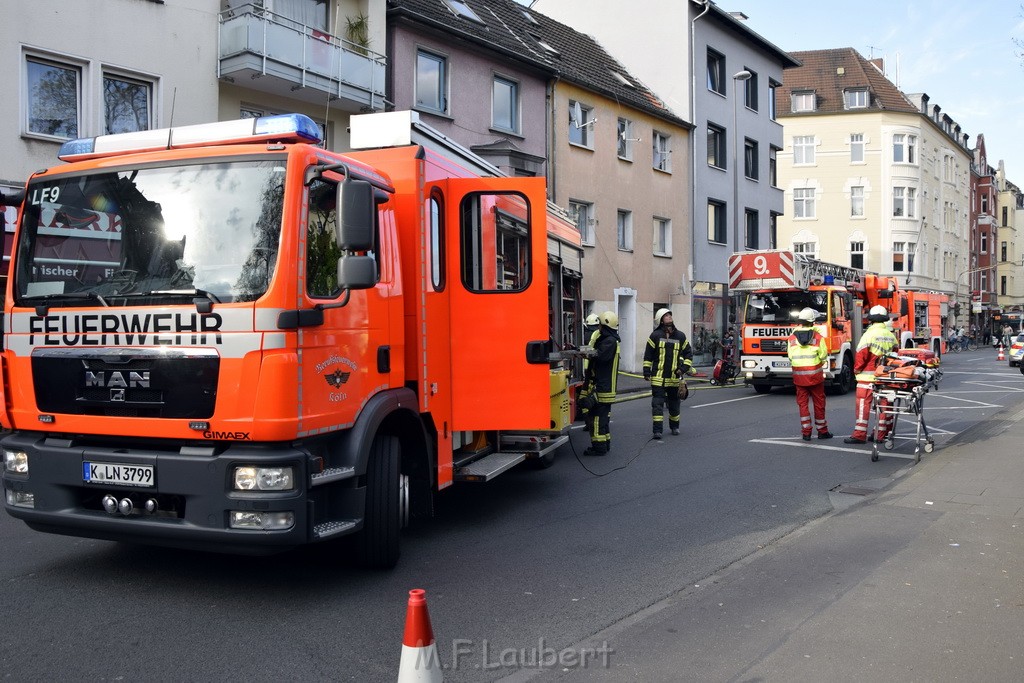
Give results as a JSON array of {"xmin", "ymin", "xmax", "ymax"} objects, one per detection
[
  {"xmin": 871, "ymin": 450, "xmax": 879, "ymax": 462},
  {"xmin": 709, "ymin": 378, "xmax": 718, "ymax": 385},
  {"xmin": 924, "ymin": 441, "xmax": 934, "ymax": 454},
  {"xmin": 883, "ymin": 438, "xmax": 894, "ymax": 451}
]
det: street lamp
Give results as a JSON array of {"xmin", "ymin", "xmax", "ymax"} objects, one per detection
[{"xmin": 732, "ymin": 70, "xmax": 752, "ymax": 252}]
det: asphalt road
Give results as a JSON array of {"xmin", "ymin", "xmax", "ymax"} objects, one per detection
[{"xmin": 1, "ymin": 350, "xmax": 1020, "ymax": 681}]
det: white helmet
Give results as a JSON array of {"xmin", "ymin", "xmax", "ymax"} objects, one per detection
[
  {"xmin": 869, "ymin": 305, "xmax": 888, "ymax": 317},
  {"xmin": 654, "ymin": 308, "xmax": 672, "ymax": 325},
  {"xmin": 798, "ymin": 307, "xmax": 817, "ymax": 323},
  {"xmin": 585, "ymin": 313, "xmax": 600, "ymax": 326}
]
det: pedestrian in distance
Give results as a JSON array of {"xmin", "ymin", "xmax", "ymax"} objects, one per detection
[
  {"xmin": 642, "ymin": 308, "xmax": 694, "ymax": 439},
  {"xmin": 583, "ymin": 311, "xmax": 620, "ymax": 456},
  {"xmin": 721, "ymin": 327, "xmax": 736, "ymax": 362},
  {"xmin": 787, "ymin": 308, "xmax": 833, "ymax": 441},
  {"xmin": 844, "ymin": 305, "xmax": 899, "ymax": 444}
]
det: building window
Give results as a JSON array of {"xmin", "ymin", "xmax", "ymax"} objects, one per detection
[
  {"xmin": 492, "ymin": 76, "xmax": 519, "ymax": 133},
  {"xmin": 1002, "ymin": 275, "xmax": 1007, "ymax": 296},
  {"xmin": 844, "ymin": 89, "xmax": 868, "ymax": 109},
  {"xmin": 981, "ymin": 232, "xmax": 988, "ymax": 252},
  {"xmin": 416, "ymin": 50, "xmax": 447, "ymax": 113},
  {"xmin": 769, "ymin": 213, "xmax": 778, "ymax": 249},
  {"xmin": 743, "ymin": 70, "xmax": 758, "ymax": 110},
  {"xmin": 981, "ymin": 272, "xmax": 988, "ymax": 292},
  {"xmin": 893, "ymin": 187, "xmax": 917, "ymax": 217},
  {"xmin": 707, "ymin": 124, "xmax": 725, "ymax": 169},
  {"xmin": 893, "ymin": 133, "xmax": 917, "ymax": 164},
  {"xmin": 793, "ymin": 241, "xmax": 817, "ymax": 259},
  {"xmin": 616, "ymin": 210, "xmax": 633, "ymax": 251},
  {"xmin": 981, "ymin": 194, "xmax": 989, "ymax": 214},
  {"xmin": 850, "ymin": 241, "xmax": 865, "ymax": 269},
  {"xmin": 707, "ymin": 48, "xmax": 725, "ymax": 94},
  {"xmin": 654, "ymin": 216, "xmax": 671, "ymax": 256},
  {"xmin": 794, "ymin": 187, "xmax": 815, "ymax": 218},
  {"xmin": 769, "ymin": 146, "xmax": 779, "ymax": 187},
  {"xmin": 26, "ymin": 56, "xmax": 80, "ymax": 138},
  {"xmin": 744, "ymin": 209, "xmax": 758, "ymax": 249},
  {"xmin": 103, "ymin": 72, "xmax": 152, "ymax": 134},
  {"xmin": 1002, "ymin": 241, "xmax": 1008, "ymax": 262},
  {"xmin": 568, "ymin": 100, "xmax": 594, "ymax": 147},
  {"xmin": 892, "ymin": 241, "xmax": 915, "ymax": 272},
  {"xmin": 442, "ymin": 0, "xmax": 484, "ymax": 23},
  {"xmin": 744, "ymin": 139, "xmax": 758, "ymax": 180},
  {"xmin": 707, "ymin": 200, "xmax": 726, "ymax": 243},
  {"xmin": 569, "ymin": 200, "xmax": 594, "ymax": 246},
  {"xmin": 652, "ymin": 131, "xmax": 671, "ymax": 172},
  {"xmin": 791, "ymin": 90, "xmax": 815, "ymax": 112},
  {"xmin": 768, "ymin": 80, "xmax": 779, "ymax": 120},
  {"xmin": 617, "ymin": 118, "xmax": 635, "ymax": 160},
  {"xmin": 850, "ymin": 133, "xmax": 865, "ymax": 163},
  {"xmin": 793, "ymin": 135, "xmax": 815, "ymax": 164},
  {"xmin": 851, "ymin": 186, "xmax": 864, "ymax": 217},
  {"xmin": 1003, "ymin": 206, "xmax": 1009, "ymax": 226}
]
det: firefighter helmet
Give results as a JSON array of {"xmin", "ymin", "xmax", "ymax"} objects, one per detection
[
  {"xmin": 654, "ymin": 308, "xmax": 672, "ymax": 325},
  {"xmin": 868, "ymin": 304, "xmax": 889, "ymax": 322},
  {"xmin": 585, "ymin": 313, "xmax": 600, "ymax": 326},
  {"xmin": 599, "ymin": 311, "xmax": 619, "ymax": 330},
  {"xmin": 798, "ymin": 307, "xmax": 817, "ymax": 323}
]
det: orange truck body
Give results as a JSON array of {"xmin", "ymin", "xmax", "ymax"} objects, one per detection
[
  {"xmin": 0, "ymin": 112, "xmax": 583, "ymax": 566},
  {"xmin": 728, "ymin": 250, "xmax": 945, "ymax": 394}
]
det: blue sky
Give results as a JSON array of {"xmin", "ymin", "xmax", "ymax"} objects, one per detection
[{"xmin": 735, "ymin": 0, "xmax": 1024, "ymax": 177}]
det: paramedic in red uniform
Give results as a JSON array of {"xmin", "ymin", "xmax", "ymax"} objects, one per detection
[
  {"xmin": 844, "ymin": 305, "xmax": 899, "ymax": 444},
  {"xmin": 786, "ymin": 308, "xmax": 833, "ymax": 440}
]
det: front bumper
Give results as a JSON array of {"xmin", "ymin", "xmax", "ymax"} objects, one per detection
[
  {"xmin": 1, "ymin": 431, "xmax": 364, "ymax": 554},
  {"xmin": 740, "ymin": 354, "xmax": 836, "ymax": 386}
]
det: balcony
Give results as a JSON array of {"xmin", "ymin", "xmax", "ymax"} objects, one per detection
[{"xmin": 218, "ymin": 4, "xmax": 386, "ymax": 113}]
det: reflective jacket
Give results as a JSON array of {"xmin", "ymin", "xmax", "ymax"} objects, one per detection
[
  {"xmin": 854, "ymin": 322, "xmax": 898, "ymax": 382},
  {"xmin": 786, "ymin": 324, "xmax": 828, "ymax": 386},
  {"xmin": 590, "ymin": 327, "xmax": 621, "ymax": 402},
  {"xmin": 643, "ymin": 326, "xmax": 693, "ymax": 387}
]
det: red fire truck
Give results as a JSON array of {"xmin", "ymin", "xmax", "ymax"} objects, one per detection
[{"xmin": 0, "ymin": 111, "xmax": 584, "ymax": 567}]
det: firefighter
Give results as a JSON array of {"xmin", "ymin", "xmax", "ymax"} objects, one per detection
[
  {"xmin": 584, "ymin": 311, "xmax": 620, "ymax": 456},
  {"xmin": 844, "ymin": 305, "xmax": 899, "ymax": 444},
  {"xmin": 578, "ymin": 313, "xmax": 602, "ymax": 429},
  {"xmin": 642, "ymin": 308, "xmax": 694, "ymax": 439},
  {"xmin": 787, "ymin": 308, "xmax": 833, "ymax": 440}
]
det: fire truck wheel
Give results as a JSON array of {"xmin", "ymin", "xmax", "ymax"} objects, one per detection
[
  {"xmin": 357, "ymin": 434, "xmax": 402, "ymax": 569},
  {"xmin": 832, "ymin": 355, "xmax": 853, "ymax": 395}
]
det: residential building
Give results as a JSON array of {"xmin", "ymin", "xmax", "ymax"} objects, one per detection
[
  {"xmin": 971, "ymin": 135, "xmax": 998, "ymax": 336},
  {"xmin": 1, "ymin": 0, "xmax": 388, "ymax": 292},
  {"xmin": 996, "ymin": 162, "xmax": 1024, "ymax": 332},
  {"xmin": 531, "ymin": 0, "xmax": 797, "ymax": 364},
  {"xmin": 773, "ymin": 48, "xmax": 973, "ymax": 311}
]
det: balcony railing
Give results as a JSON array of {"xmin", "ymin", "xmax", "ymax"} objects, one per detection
[{"xmin": 218, "ymin": 4, "xmax": 386, "ymax": 112}]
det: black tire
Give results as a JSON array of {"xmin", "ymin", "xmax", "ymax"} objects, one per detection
[
  {"xmin": 933, "ymin": 341, "xmax": 942, "ymax": 359},
  {"xmin": 753, "ymin": 384, "xmax": 772, "ymax": 394},
  {"xmin": 357, "ymin": 434, "xmax": 402, "ymax": 569},
  {"xmin": 830, "ymin": 354, "xmax": 853, "ymax": 395}
]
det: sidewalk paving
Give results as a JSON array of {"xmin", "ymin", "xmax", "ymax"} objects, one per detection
[{"xmin": 545, "ymin": 381, "xmax": 1024, "ymax": 682}]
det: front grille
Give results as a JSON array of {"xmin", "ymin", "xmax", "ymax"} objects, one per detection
[
  {"xmin": 32, "ymin": 349, "xmax": 219, "ymax": 419},
  {"xmin": 760, "ymin": 339, "xmax": 789, "ymax": 353}
]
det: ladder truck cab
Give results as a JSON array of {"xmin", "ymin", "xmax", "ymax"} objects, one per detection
[
  {"xmin": 0, "ymin": 111, "xmax": 585, "ymax": 568},
  {"xmin": 729, "ymin": 250, "xmax": 908, "ymax": 395}
]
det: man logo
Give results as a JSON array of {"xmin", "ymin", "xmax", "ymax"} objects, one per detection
[{"xmin": 324, "ymin": 369, "xmax": 351, "ymax": 387}]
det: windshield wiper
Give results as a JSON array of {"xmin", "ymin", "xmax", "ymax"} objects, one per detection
[
  {"xmin": 22, "ymin": 291, "xmax": 109, "ymax": 316},
  {"xmin": 126, "ymin": 288, "xmax": 223, "ymax": 313}
]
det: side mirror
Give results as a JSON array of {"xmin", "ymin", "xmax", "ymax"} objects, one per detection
[
  {"xmin": 338, "ymin": 255, "xmax": 377, "ymax": 290},
  {"xmin": 335, "ymin": 178, "xmax": 375, "ymax": 251}
]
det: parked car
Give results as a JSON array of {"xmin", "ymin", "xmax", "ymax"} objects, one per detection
[{"xmin": 1009, "ymin": 333, "xmax": 1024, "ymax": 367}]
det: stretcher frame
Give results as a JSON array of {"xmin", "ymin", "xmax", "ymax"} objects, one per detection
[{"xmin": 869, "ymin": 372, "xmax": 941, "ymax": 462}]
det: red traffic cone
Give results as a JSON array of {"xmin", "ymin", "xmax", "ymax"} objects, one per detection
[
  {"xmin": 398, "ymin": 589, "xmax": 443, "ymax": 682},
  {"xmin": 997, "ymin": 344, "xmax": 1006, "ymax": 361}
]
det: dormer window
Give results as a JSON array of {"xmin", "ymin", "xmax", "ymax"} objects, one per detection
[
  {"xmin": 791, "ymin": 90, "xmax": 815, "ymax": 112},
  {"xmin": 844, "ymin": 88, "xmax": 869, "ymax": 109},
  {"xmin": 442, "ymin": 0, "xmax": 484, "ymax": 24}
]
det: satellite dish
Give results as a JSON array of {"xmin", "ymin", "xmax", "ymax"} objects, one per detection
[{"xmin": 571, "ymin": 101, "xmax": 595, "ymax": 128}]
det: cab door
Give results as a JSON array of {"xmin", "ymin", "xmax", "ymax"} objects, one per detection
[{"xmin": 443, "ymin": 177, "xmax": 550, "ymax": 431}]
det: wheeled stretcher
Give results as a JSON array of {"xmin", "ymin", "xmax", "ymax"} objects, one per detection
[{"xmin": 869, "ymin": 365, "xmax": 942, "ymax": 462}]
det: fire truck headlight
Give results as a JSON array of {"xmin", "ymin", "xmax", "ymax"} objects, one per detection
[
  {"xmin": 3, "ymin": 450, "xmax": 29, "ymax": 475},
  {"xmin": 233, "ymin": 466, "xmax": 294, "ymax": 491},
  {"xmin": 229, "ymin": 511, "xmax": 294, "ymax": 530}
]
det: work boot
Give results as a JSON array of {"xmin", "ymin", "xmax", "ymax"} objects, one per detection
[
  {"xmin": 843, "ymin": 436, "xmax": 866, "ymax": 444},
  {"xmin": 582, "ymin": 447, "xmax": 607, "ymax": 457},
  {"xmin": 652, "ymin": 432, "xmax": 662, "ymax": 440},
  {"xmin": 670, "ymin": 428, "xmax": 679, "ymax": 436},
  {"xmin": 818, "ymin": 432, "xmax": 834, "ymax": 439},
  {"xmin": 802, "ymin": 434, "xmax": 811, "ymax": 441}
]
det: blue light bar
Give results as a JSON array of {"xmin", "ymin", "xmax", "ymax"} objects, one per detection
[
  {"xmin": 58, "ymin": 113, "xmax": 323, "ymax": 162},
  {"xmin": 823, "ymin": 275, "xmax": 835, "ymax": 285}
]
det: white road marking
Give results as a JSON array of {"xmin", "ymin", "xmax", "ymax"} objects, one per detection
[{"xmin": 691, "ymin": 394, "xmax": 765, "ymax": 409}]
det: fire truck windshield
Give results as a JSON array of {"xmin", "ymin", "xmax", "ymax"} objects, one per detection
[
  {"xmin": 14, "ymin": 160, "xmax": 285, "ymax": 306},
  {"xmin": 745, "ymin": 291, "xmax": 828, "ymax": 323}
]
